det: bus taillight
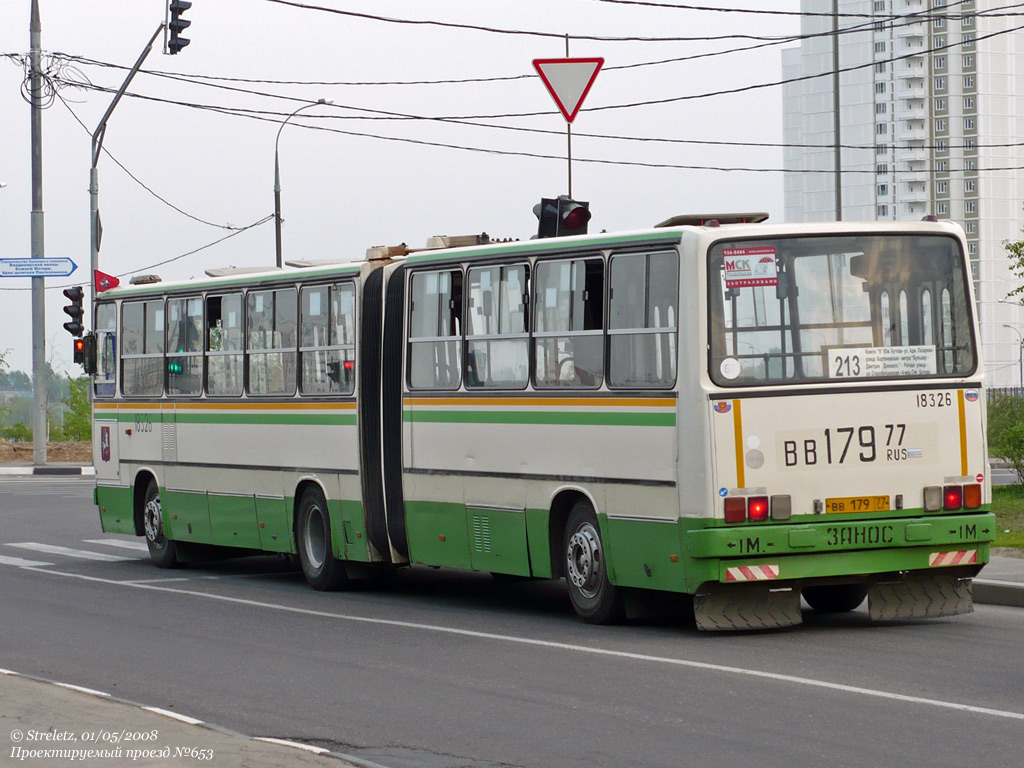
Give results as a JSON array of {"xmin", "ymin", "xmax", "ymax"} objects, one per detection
[
  {"xmin": 964, "ymin": 484, "xmax": 982, "ymax": 510},
  {"xmin": 747, "ymin": 497, "xmax": 770, "ymax": 522},
  {"xmin": 724, "ymin": 498, "xmax": 746, "ymax": 523},
  {"xmin": 943, "ymin": 485, "xmax": 964, "ymax": 511}
]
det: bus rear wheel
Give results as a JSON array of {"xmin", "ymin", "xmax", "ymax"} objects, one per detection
[
  {"xmin": 296, "ymin": 487, "xmax": 348, "ymax": 591},
  {"xmin": 802, "ymin": 584, "xmax": 868, "ymax": 613},
  {"xmin": 142, "ymin": 480, "xmax": 180, "ymax": 569},
  {"xmin": 564, "ymin": 501, "xmax": 624, "ymax": 624}
]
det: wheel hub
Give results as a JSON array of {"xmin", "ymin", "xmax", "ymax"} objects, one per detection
[
  {"xmin": 567, "ymin": 523, "xmax": 603, "ymax": 598},
  {"xmin": 304, "ymin": 505, "xmax": 327, "ymax": 570},
  {"xmin": 143, "ymin": 496, "xmax": 163, "ymax": 543}
]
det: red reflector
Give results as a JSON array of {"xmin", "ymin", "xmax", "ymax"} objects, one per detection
[
  {"xmin": 943, "ymin": 485, "xmax": 963, "ymax": 511},
  {"xmin": 724, "ymin": 498, "xmax": 746, "ymax": 523},
  {"xmin": 964, "ymin": 484, "xmax": 982, "ymax": 509},
  {"xmin": 747, "ymin": 496, "xmax": 770, "ymax": 522}
]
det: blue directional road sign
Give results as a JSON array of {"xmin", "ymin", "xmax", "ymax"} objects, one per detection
[{"xmin": 0, "ymin": 258, "xmax": 78, "ymax": 278}]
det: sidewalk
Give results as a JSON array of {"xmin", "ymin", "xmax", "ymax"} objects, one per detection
[{"xmin": 0, "ymin": 670, "xmax": 367, "ymax": 768}]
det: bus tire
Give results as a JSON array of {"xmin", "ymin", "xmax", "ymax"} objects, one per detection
[
  {"xmin": 564, "ymin": 501, "xmax": 624, "ymax": 624},
  {"xmin": 802, "ymin": 584, "xmax": 868, "ymax": 613},
  {"xmin": 296, "ymin": 487, "xmax": 348, "ymax": 591},
  {"xmin": 142, "ymin": 479, "xmax": 180, "ymax": 569}
]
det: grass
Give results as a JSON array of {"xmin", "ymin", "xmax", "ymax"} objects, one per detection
[{"xmin": 991, "ymin": 484, "xmax": 1024, "ymax": 550}]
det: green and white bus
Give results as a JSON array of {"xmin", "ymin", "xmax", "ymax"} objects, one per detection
[{"xmin": 91, "ymin": 215, "xmax": 995, "ymax": 630}]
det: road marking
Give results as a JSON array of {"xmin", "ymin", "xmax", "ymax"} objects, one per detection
[
  {"xmin": 25, "ymin": 567, "xmax": 1024, "ymax": 724},
  {"xmin": 6, "ymin": 543, "xmax": 132, "ymax": 562},
  {"xmin": 85, "ymin": 538, "xmax": 150, "ymax": 552},
  {"xmin": 0, "ymin": 555, "xmax": 53, "ymax": 568},
  {"xmin": 142, "ymin": 706, "xmax": 204, "ymax": 725}
]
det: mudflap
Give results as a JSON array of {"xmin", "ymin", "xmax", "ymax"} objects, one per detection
[
  {"xmin": 868, "ymin": 573, "xmax": 973, "ymax": 621},
  {"xmin": 694, "ymin": 583, "xmax": 802, "ymax": 631}
]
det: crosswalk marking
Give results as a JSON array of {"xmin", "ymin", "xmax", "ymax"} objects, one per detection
[
  {"xmin": 85, "ymin": 538, "xmax": 150, "ymax": 552},
  {"xmin": 6, "ymin": 542, "xmax": 133, "ymax": 562},
  {"xmin": 0, "ymin": 554, "xmax": 53, "ymax": 568}
]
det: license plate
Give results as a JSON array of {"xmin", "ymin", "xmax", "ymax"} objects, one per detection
[{"xmin": 825, "ymin": 495, "xmax": 890, "ymax": 514}]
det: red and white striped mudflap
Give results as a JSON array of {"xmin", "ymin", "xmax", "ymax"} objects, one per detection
[
  {"xmin": 725, "ymin": 564, "xmax": 780, "ymax": 582},
  {"xmin": 928, "ymin": 550, "xmax": 978, "ymax": 567}
]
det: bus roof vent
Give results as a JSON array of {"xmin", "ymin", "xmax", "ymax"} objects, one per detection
[
  {"xmin": 655, "ymin": 212, "xmax": 769, "ymax": 228},
  {"xmin": 425, "ymin": 233, "xmax": 491, "ymax": 250},
  {"xmin": 204, "ymin": 266, "xmax": 279, "ymax": 278},
  {"xmin": 366, "ymin": 244, "xmax": 410, "ymax": 261},
  {"xmin": 129, "ymin": 274, "xmax": 163, "ymax": 285}
]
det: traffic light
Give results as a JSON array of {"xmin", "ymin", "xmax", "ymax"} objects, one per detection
[
  {"xmin": 62, "ymin": 286, "xmax": 85, "ymax": 337},
  {"xmin": 533, "ymin": 196, "xmax": 591, "ymax": 239},
  {"xmin": 168, "ymin": 0, "xmax": 192, "ymax": 54},
  {"xmin": 73, "ymin": 334, "xmax": 96, "ymax": 374}
]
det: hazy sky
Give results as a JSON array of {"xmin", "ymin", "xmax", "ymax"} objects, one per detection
[{"xmin": 0, "ymin": 0, "xmax": 797, "ymax": 377}]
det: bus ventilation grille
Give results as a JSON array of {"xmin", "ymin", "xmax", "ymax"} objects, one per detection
[{"xmin": 471, "ymin": 514, "xmax": 492, "ymax": 553}]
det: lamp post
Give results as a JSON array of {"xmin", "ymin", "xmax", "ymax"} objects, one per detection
[
  {"xmin": 274, "ymin": 98, "xmax": 332, "ymax": 268},
  {"xmin": 1003, "ymin": 324, "xmax": 1023, "ymax": 389}
]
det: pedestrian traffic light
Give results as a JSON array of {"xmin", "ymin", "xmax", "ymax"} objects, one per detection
[
  {"xmin": 533, "ymin": 196, "xmax": 591, "ymax": 239},
  {"xmin": 168, "ymin": 0, "xmax": 192, "ymax": 54},
  {"xmin": 62, "ymin": 286, "xmax": 85, "ymax": 337}
]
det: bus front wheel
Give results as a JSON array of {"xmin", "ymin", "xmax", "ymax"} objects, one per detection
[
  {"xmin": 564, "ymin": 501, "xmax": 624, "ymax": 624},
  {"xmin": 143, "ymin": 480, "xmax": 180, "ymax": 569},
  {"xmin": 296, "ymin": 487, "xmax": 348, "ymax": 591}
]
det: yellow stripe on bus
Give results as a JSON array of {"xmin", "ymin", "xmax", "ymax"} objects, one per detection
[
  {"xmin": 733, "ymin": 399, "xmax": 745, "ymax": 489},
  {"xmin": 403, "ymin": 397, "xmax": 675, "ymax": 408},
  {"xmin": 958, "ymin": 389, "xmax": 968, "ymax": 476}
]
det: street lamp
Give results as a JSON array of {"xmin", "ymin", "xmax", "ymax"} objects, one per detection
[
  {"xmin": 1003, "ymin": 324, "xmax": 1023, "ymax": 389},
  {"xmin": 274, "ymin": 98, "xmax": 332, "ymax": 268}
]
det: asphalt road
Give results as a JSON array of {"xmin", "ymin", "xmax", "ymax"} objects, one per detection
[{"xmin": 1, "ymin": 476, "xmax": 1022, "ymax": 768}]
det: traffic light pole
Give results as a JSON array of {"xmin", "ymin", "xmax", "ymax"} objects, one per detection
[
  {"xmin": 29, "ymin": 0, "xmax": 47, "ymax": 465},
  {"xmin": 89, "ymin": 24, "xmax": 163, "ymax": 310}
]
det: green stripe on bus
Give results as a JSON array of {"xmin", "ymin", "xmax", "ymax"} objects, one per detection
[{"xmin": 403, "ymin": 409, "xmax": 675, "ymax": 427}]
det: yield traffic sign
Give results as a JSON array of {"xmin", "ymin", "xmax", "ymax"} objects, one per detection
[{"xmin": 532, "ymin": 58, "xmax": 604, "ymax": 123}]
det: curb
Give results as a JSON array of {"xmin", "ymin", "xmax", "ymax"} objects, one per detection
[
  {"xmin": 0, "ymin": 465, "xmax": 94, "ymax": 476},
  {"xmin": 974, "ymin": 579, "xmax": 1024, "ymax": 608}
]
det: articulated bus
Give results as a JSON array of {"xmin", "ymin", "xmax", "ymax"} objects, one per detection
[{"xmin": 90, "ymin": 215, "xmax": 995, "ymax": 630}]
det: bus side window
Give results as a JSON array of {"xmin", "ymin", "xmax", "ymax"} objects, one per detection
[
  {"xmin": 533, "ymin": 257, "xmax": 604, "ymax": 388},
  {"xmin": 121, "ymin": 299, "xmax": 165, "ymax": 397},
  {"xmin": 466, "ymin": 264, "xmax": 529, "ymax": 389},
  {"xmin": 166, "ymin": 296, "xmax": 203, "ymax": 396},
  {"xmin": 608, "ymin": 251, "xmax": 678, "ymax": 388},
  {"xmin": 300, "ymin": 283, "xmax": 356, "ymax": 395},
  {"xmin": 246, "ymin": 288, "xmax": 298, "ymax": 396},
  {"xmin": 408, "ymin": 269, "xmax": 463, "ymax": 390},
  {"xmin": 94, "ymin": 302, "xmax": 117, "ymax": 398},
  {"xmin": 206, "ymin": 293, "xmax": 244, "ymax": 396}
]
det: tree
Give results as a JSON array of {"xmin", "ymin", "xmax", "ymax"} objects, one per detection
[
  {"xmin": 61, "ymin": 376, "xmax": 91, "ymax": 442},
  {"xmin": 988, "ymin": 392, "xmax": 1024, "ymax": 484},
  {"xmin": 1005, "ymin": 229, "xmax": 1024, "ymax": 302}
]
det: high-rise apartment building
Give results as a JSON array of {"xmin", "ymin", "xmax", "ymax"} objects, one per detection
[{"xmin": 782, "ymin": 0, "xmax": 1024, "ymax": 386}]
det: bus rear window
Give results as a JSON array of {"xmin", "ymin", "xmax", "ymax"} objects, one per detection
[{"xmin": 708, "ymin": 234, "xmax": 976, "ymax": 386}]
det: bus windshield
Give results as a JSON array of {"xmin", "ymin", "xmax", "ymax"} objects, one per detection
[{"xmin": 708, "ymin": 233, "xmax": 976, "ymax": 386}]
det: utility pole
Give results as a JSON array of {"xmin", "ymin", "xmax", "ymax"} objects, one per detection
[{"xmin": 29, "ymin": 0, "xmax": 47, "ymax": 465}]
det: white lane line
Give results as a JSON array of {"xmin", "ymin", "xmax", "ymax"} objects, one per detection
[
  {"xmin": 142, "ymin": 706, "xmax": 204, "ymax": 725},
  {"xmin": 84, "ymin": 538, "xmax": 149, "ymax": 552},
  {"xmin": 6, "ymin": 543, "xmax": 131, "ymax": 562},
  {"xmin": 0, "ymin": 555, "xmax": 53, "ymax": 568},
  {"xmin": 24, "ymin": 567, "xmax": 1024, "ymax": 723}
]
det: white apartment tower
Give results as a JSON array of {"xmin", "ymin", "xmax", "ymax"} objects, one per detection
[{"xmin": 782, "ymin": 0, "xmax": 1024, "ymax": 386}]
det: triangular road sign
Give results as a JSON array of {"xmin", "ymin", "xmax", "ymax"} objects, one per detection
[{"xmin": 533, "ymin": 57, "xmax": 604, "ymax": 123}]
